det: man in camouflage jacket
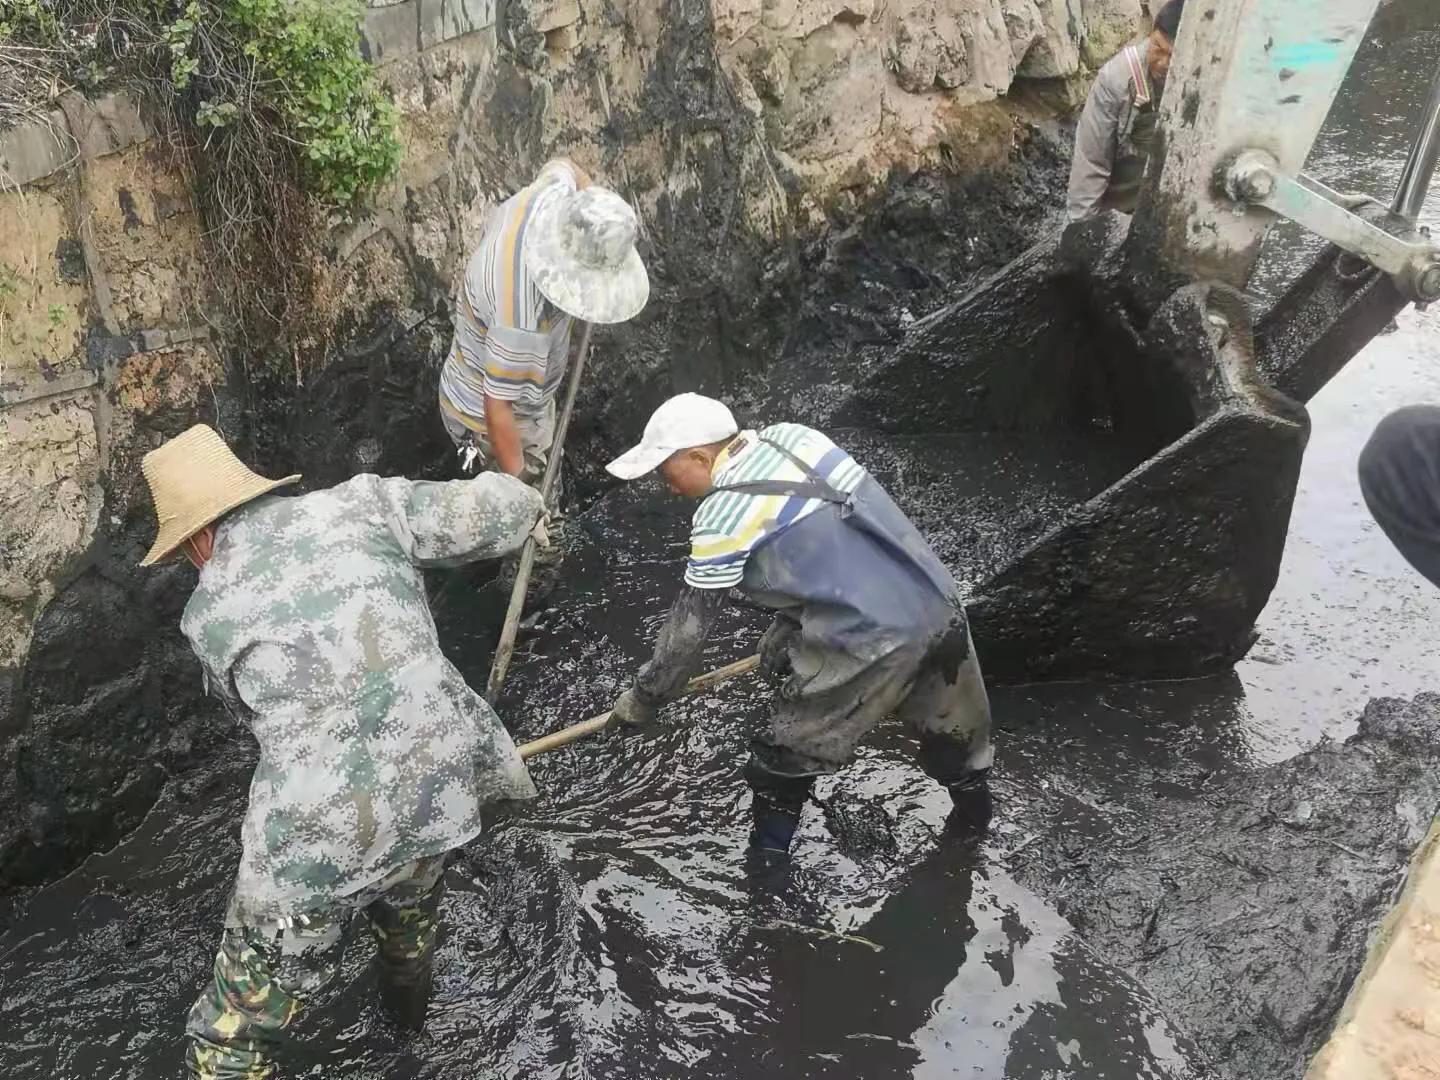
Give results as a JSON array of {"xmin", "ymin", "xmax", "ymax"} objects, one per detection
[{"xmin": 138, "ymin": 425, "xmax": 544, "ymax": 1078}]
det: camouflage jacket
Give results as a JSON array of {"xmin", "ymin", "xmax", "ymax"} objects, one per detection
[{"xmin": 181, "ymin": 472, "xmax": 543, "ymax": 924}]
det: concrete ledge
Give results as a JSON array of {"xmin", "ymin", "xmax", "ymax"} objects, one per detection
[
  {"xmin": 0, "ymin": 93, "xmax": 150, "ymax": 188},
  {"xmin": 423, "ymin": 0, "xmax": 496, "ymax": 48},
  {"xmin": 0, "ymin": 109, "xmax": 74, "ymax": 187},
  {"xmin": 0, "ymin": 369, "xmax": 99, "ymax": 409},
  {"xmin": 363, "ymin": 0, "xmax": 495, "ymax": 64},
  {"xmin": 0, "ymin": 326, "xmax": 210, "ymax": 410},
  {"xmin": 60, "ymin": 93, "xmax": 149, "ymax": 163},
  {"xmin": 1307, "ymin": 816, "xmax": 1440, "ymax": 1079}
]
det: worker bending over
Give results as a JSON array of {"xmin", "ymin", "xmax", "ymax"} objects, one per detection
[
  {"xmin": 1360, "ymin": 405, "xmax": 1440, "ymax": 589},
  {"xmin": 605, "ymin": 394, "xmax": 994, "ymax": 867},
  {"xmin": 139, "ymin": 425, "xmax": 545, "ymax": 1077},
  {"xmin": 438, "ymin": 158, "xmax": 648, "ymax": 488},
  {"xmin": 1067, "ymin": 0, "xmax": 1186, "ymax": 220}
]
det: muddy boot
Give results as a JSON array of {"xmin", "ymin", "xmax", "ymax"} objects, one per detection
[
  {"xmin": 378, "ymin": 956, "xmax": 434, "ymax": 1032},
  {"xmin": 743, "ymin": 759, "xmax": 816, "ymax": 875},
  {"xmin": 494, "ymin": 515, "xmax": 566, "ymax": 616},
  {"xmin": 944, "ymin": 769, "xmax": 993, "ymax": 835},
  {"xmin": 745, "ymin": 800, "xmax": 801, "ymax": 894},
  {"xmin": 748, "ymin": 799, "xmax": 802, "ymax": 861},
  {"xmin": 364, "ymin": 863, "xmax": 444, "ymax": 1033}
]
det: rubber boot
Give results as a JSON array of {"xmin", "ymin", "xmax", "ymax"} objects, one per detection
[
  {"xmin": 742, "ymin": 796, "xmax": 800, "ymax": 896},
  {"xmin": 742, "ymin": 759, "xmax": 817, "ymax": 893},
  {"xmin": 366, "ymin": 883, "xmax": 442, "ymax": 1033},
  {"xmin": 944, "ymin": 769, "xmax": 993, "ymax": 835},
  {"xmin": 748, "ymin": 797, "xmax": 802, "ymax": 860},
  {"xmin": 378, "ymin": 957, "xmax": 434, "ymax": 1032}
]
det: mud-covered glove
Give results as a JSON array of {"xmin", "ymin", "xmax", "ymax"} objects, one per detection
[
  {"xmin": 608, "ymin": 688, "xmax": 658, "ymax": 731},
  {"xmin": 758, "ymin": 614, "xmax": 800, "ymax": 679}
]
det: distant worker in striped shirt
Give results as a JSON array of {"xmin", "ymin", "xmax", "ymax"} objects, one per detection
[
  {"xmin": 604, "ymin": 394, "xmax": 995, "ymax": 869},
  {"xmin": 439, "ymin": 159, "xmax": 649, "ymax": 488}
]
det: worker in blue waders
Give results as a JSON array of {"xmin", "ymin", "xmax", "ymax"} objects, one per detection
[
  {"xmin": 604, "ymin": 394, "xmax": 994, "ymax": 869},
  {"xmin": 1359, "ymin": 405, "xmax": 1440, "ymax": 589}
]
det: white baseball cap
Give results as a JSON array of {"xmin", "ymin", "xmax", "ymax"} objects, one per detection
[{"xmin": 606, "ymin": 393, "xmax": 739, "ymax": 480}]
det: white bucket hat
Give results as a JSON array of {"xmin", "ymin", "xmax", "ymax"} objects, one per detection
[
  {"xmin": 525, "ymin": 185, "xmax": 649, "ymax": 325},
  {"xmin": 139, "ymin": 424, "xmax": 299, "ymax": 566},
  {"xmin": 606, "ymin": 393, "xmax": 739, "ymax": 480}
]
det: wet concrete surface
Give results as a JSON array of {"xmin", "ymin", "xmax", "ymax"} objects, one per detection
[{"xmin": 2, "ymin": 8, "xmax": 1439, "ymax": 1080}]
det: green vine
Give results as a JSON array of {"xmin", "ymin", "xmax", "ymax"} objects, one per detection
[
  {"xmin": 165, "ymin": 0, "xmax": 402, "ymax": 206},
  {"xmin": 1, "ymin": 1, "xmax": 409, "ymax": 360},
  {"xmin": 0, "ymin": 1, "xmax": 61, "ymax": 44}
]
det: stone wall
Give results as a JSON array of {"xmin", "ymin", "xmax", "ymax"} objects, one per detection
[
  {"xmin": 0, "ymin": 0, "xmax": 1141, "ymax": 890},
  {"xmin": 0, "ymin": 93, "xmax": 216, "ymax": 675}
]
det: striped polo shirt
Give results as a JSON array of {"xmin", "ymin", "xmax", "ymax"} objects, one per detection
[
  {"xmin": 686, "ymin": 423, "xmax": 868, "ymax": 590},
  {"xmin": 438, "ymin": 161, "xmax": 578, "ymax": 431}
]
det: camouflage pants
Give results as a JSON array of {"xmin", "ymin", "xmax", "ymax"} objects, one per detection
[{"xmin": 183, "ymin": 855, "xmax": 447, "ymax": 1079}]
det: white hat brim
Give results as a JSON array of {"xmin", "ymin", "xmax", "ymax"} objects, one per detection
[
  {"xmin": 606, "ymin": 441, "xmax": 674, "ymax": 480},
  {"xmin": 525, "ymin": 202, "xmax": 650, "ymax": 325}
]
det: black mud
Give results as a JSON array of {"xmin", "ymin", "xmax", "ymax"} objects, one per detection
[
  {"xmin": 2, "ymin": 4, "xmax": 1439, "ymax": 1079},
  {"xmin": 1005, "ymin": 693, "xmax": 1440, "ymax": 1078},
  {"xmin": 4, "ymin": 476, "xmax": 1439, "ymax": 1078},
  {"xmin": 0, "ymin": 113, "xmax": 1073, "ymax": 896},
  {"xmin": 0, "ymin": 486, "xmax": 1218, "ymax": 1079}
]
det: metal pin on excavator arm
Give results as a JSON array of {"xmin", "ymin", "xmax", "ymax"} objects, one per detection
[{"xmin": 1136, "ymin": 0, "xmax": 1440, "ymax": 306}]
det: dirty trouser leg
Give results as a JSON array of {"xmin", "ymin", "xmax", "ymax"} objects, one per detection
[
  {"xmin": 897, "ymin": 616, "xmax": 995, "ymax": 829},
  {"xmin": 898, "ymin": 617, "xmax": 994, "ymax": 785},
  {"xmin": 362, "ymin": 854, "xmax": 448, "ymax": 1031},
  {"xmin": 1358, "ymin": 405, "xmax": 1440, "ymax": 589},
  {"xmin": 183, "ymin": 909, "xmax": 347, "ymax": 1079},
  {"xmin": 748, "ymin": 642, "xmax": 927, "ymax": 857}
]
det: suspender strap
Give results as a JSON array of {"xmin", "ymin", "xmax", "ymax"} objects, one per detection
[
  {"xmin": 711, "ymin": 437, "xmax": 852, "ymax": 505},
  {"xmin": 1123, "ymin": 44, "xmax": 1152, "ymax": 105}
]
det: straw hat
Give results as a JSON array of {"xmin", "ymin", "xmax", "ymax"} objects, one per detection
[
  {"xmin": 139, "ymin": 424, "xmax": 300, "ymax": 566},
  {"xmin": 524, "ymin": 185, "xmax": 649, "ymax": 325}
]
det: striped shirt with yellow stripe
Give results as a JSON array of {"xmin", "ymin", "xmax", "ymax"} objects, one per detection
[
  {"xmin": 686, "ymin": 423, "xmax": 868, "ymax": 590},
  {"xmin": 439, "ymin": 161, "xmax": 577, "ymax": 434}
]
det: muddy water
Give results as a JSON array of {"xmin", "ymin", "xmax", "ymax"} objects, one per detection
[
  {"xmin": 2, "ymin": 9, "xmax": 1439, "ymax": 1080},
  {"xmin": 0, "ymin": 480, "xmax": 1209, "ymax": 1079}
]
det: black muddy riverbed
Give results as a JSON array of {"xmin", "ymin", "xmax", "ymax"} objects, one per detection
[{"xmin": 3, "ymin": 6, "xmax": 1440, "ymax": 1080}]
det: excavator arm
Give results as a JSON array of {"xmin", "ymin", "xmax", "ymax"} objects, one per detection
[
  {"xmin": 832, "ymin": 0, "xmax": 1440, "ymax": 682},
  {"xmin": 1134, "ymin": 0, "xmax": 1440, "ymax": 404}
]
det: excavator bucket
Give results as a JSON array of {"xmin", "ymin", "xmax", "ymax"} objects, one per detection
[
  {"xmin": 831, "ymin": 215, "xmax": 1308, "ymax": 683},
  {"xmin": 828, "ymin": 0, "xmax": 1440, "ymax": 683}
]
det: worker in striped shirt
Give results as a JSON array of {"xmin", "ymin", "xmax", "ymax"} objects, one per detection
[
  {"xmin": 439, "ymin": 159, "xmax": 649, "ymax": 488},
  {"xmin": 604, "ymin": 394, "xmax": 994, "ymax": 868}
]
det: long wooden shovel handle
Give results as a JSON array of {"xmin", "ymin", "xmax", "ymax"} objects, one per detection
[
  {"xmin": 485, "ymin": 321, "xmax": 594, "ymax": 704},
  {"xmin": 518, "ymin": 654, "xmax": 761, "ymax": 760}
]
